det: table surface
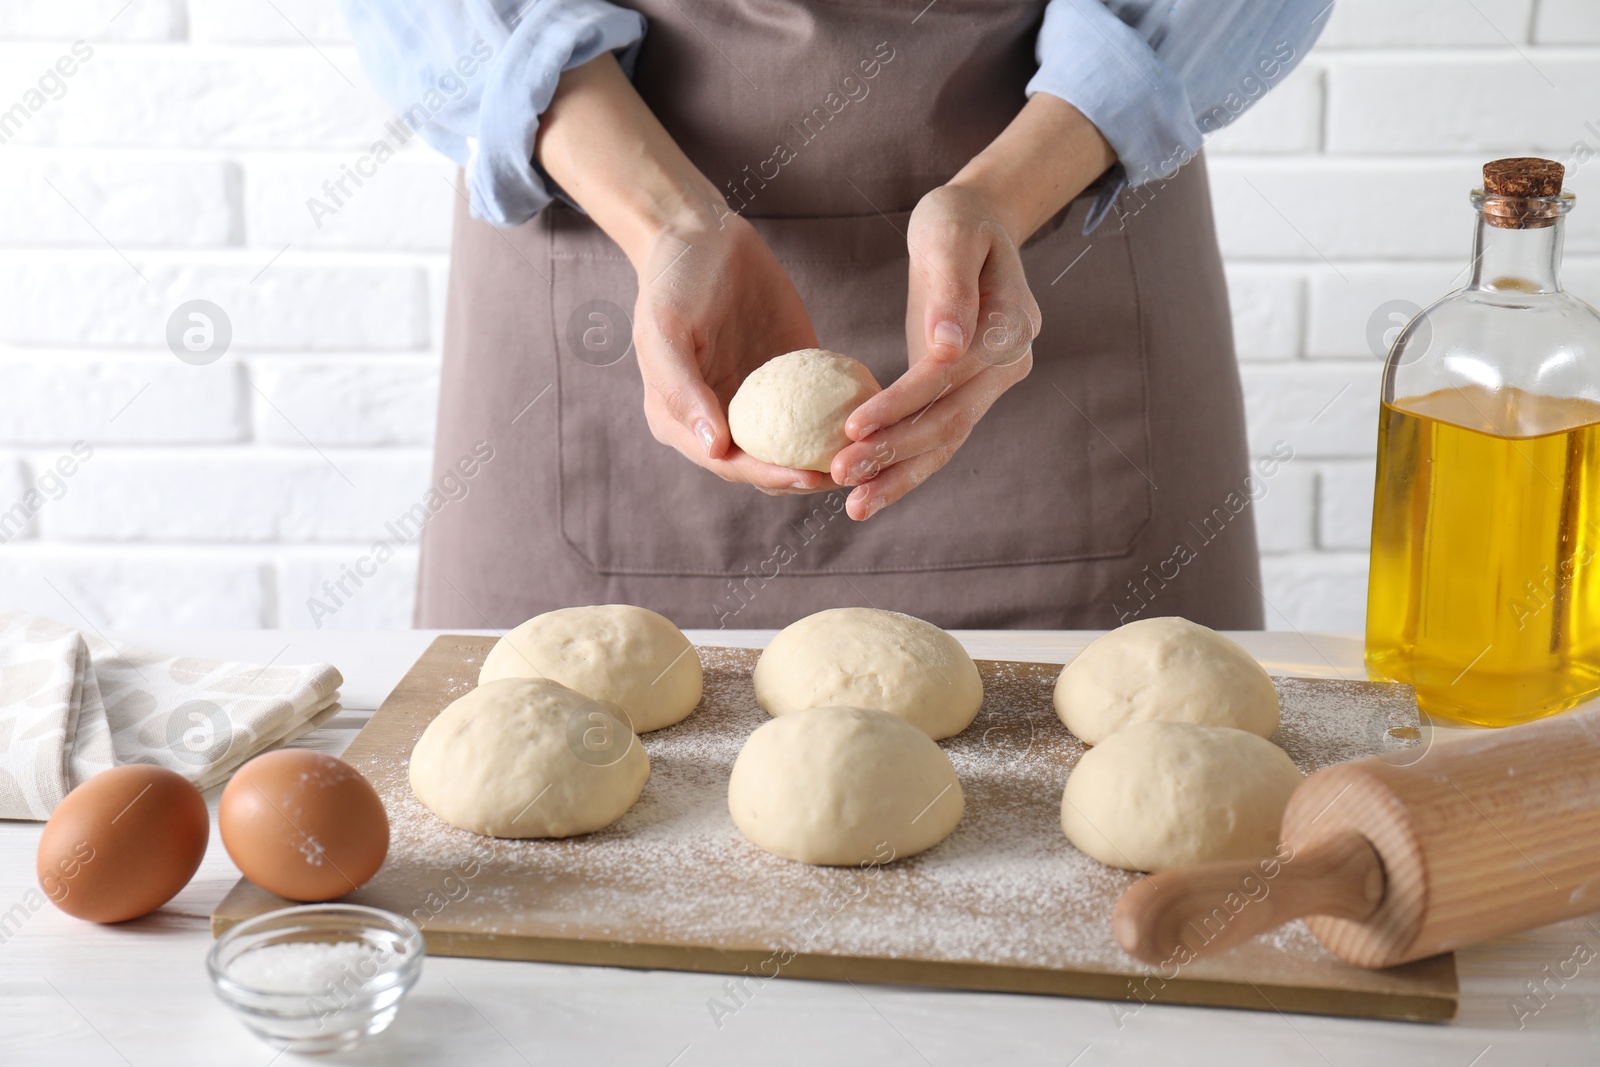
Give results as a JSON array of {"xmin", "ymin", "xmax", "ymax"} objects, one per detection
[{"xmin": 3, "ymin": 629, "xmax": 1596, "ymax": 1067}]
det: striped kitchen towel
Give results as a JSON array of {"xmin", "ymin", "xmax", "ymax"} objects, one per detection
[{"xmin": 0, "ymin": 613, "xmax": 342, "ymax": 820}]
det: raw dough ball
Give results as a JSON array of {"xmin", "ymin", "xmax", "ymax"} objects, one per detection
[
  {"xmin": 1054, "ymin": 616, "xmax": 1279, "ymax": 745},
  {"xmin": 727, "ymin": 349, "xmax": 881, "ymax": 471},
  {"xmin": 479, "ymin": 604, "xmax": 702, "ymax": 733},
  {"xmin": 410, "ymin": 677, "xmax": 649, "ymax": 838},
  {"xmin": 728, "ymin": 706, "xmax": 964, "ymax": 865},
  {"xmin": 1061, "ymin": 721, "xmax": 1302, "ymax": 872},
  {"xmin": 754, "ymin": 607, "xmax": 983, "ymax": 740}
]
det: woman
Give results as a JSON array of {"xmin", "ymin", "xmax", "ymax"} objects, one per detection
[{"xmin": 343, "ymin": 0, "xmax": 1327, "ymax": 630}]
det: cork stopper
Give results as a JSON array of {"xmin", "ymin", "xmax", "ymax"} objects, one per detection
[
  {"xmin": 1481, "ymin": 157, "xmax": 1566, "ymax": 229},
  {"xmin": 1484, "ymin": 157, "xmax": 1564, "ymax": 198}
]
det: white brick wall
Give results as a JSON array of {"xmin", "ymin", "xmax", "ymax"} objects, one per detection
[
  {"xmin": 1216, "ymin": 0, "xmax": 1600, "ymax": 633},
  {"xmin": 1, "ymin": 1, "xmax": 1597, "ymax": 633}
]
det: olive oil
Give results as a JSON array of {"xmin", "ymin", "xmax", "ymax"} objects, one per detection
[{"xmin": 1365, "ymin": 385, "xmax": 1600, "ymax": 725}]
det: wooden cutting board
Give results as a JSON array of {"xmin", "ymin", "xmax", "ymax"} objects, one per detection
[{"xmin": 213, "ymin": 635, "xmax": 1458, "ymax": 1022}]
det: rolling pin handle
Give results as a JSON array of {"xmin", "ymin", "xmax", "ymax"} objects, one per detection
[{"xmin": 1112, "ymin": 831, "xmax": 1386, "ymax": 966}]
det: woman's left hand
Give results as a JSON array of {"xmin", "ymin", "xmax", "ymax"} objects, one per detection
[{"xmin": 831, "ymin": 183, "xmax": 1040, "ymax": 521}]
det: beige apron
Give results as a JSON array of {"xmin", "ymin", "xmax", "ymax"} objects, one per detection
[{"xmin": 416, "ymin": 0, "xmax": 1265, "ymax": 631}]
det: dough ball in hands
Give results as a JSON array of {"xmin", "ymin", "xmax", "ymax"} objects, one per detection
[
  {"xmin": 410, "ymin": 677, "xmax": 649, "ymax": 838},
  {"xmin": 479, "ymin": 604, "xmax": 702, "ymax": 733},
  {"xmin": 728, "ymin": 706, "xmax": 964, "ymax": 865},
  {"xmin": 1054, "ymin": 616, "xmax": 1279, "ymax": 745},
  {"xmin": 727, "ymin": 348, "xmax": 880, "ymax": 471},
  {"xmin": 754, "ymin": 607, "xmax": 983, "ymax": 740},
  {"xmin": 1061, "ymin": 721, "xmax": 1302, "ymax": 872}
]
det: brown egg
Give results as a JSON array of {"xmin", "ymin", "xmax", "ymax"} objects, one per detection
[
  {"xmin": 37, "ymin": 764, "xmax": 210, "ymax": 923},
  {"xmin": 219, "ymin": 749, "xmax": 389, "ymax": 902}
]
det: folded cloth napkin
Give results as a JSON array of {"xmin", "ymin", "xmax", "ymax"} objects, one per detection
[{"xmin": 0, "ymin": 613, "xmax": 342, "ymax": 820}]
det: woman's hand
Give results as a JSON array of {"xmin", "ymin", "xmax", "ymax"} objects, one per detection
[
  {"xmin": 535, "ymin": 53, "xmax": 829, "ymax": 495},
  {"xmin": 631, "ymin": 213, "xmax": 832, "ymax": 495},
  {"xmin": 829, "ymin": 92, "xmax": 1115, "ymax": 521},
  {"xmin": 830, "ymin": 183, "xmax": 1040, "ymax": 520}
]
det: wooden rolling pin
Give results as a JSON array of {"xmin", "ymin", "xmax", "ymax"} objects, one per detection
[{"xmin": 1114, "ymin": 706, "xmax": 1600, "ymax": 969}]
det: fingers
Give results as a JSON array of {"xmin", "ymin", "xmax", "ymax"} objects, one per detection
[
  {"xmin": 717, "ymin": 448, "xmax": 833, "ymax": 495},
  {"xmin": 850, "ymin": 216, "xmax": 1037, "ymax": 442},
  {"xmin": 634, "ymin": 305, "xmax": 729, "ymax": 459},
  {"xmin": 832, "ymin": 394, "xmax": 968, "ymax": 487},
  {"xmin": 645, "ymin": 395, "xmax": 831, "ymax": 494},
  {"xmin": 846, "ymin": 446, "xmax": 957, "ymax": 520},
  {"xmin": 845, "ymin": 346, "xmax": 982, "ymax": 441},
  {"xmin": 834, "ymin": 346, "xmax": 1031, "ymax": 487},
  {"xmin": 907, "ymin": 218, "xmax": 985, "ymax": 365},
  {"xmin": 839, "ymin": 323, "xmax": 1021, "ymax": 518},
  {"xmin": 969, "ymin": 252, "xmax": 1042, "ymax": 372}
]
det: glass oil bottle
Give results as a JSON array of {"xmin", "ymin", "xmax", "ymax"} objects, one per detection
[{"xmin": 1365, "ymin": 158, "xmax": 1600, "ymax": 726}]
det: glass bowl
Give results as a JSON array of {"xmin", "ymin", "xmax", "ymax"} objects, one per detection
[{"xmin": 207, "ymin": 904, "xmax": 425, "ymax": 1054}]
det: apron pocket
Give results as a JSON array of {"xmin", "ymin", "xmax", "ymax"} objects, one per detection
[{"xmin": 548, "ymin": 196, "xmax": 1151, "ymax": 576}]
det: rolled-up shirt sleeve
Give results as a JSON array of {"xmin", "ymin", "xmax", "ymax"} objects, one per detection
[
  {"xmin": 1027, "ymin": 0, "xmax": 1331, "ymax": 229},
  {"xmin": 341, "ymin": 0, "xmax": 646, "ymax": 226}
]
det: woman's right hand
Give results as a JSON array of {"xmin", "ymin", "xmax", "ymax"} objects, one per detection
[
  {"xmin": 535, "ymin": 52, "xmax": 827, "ymax": 496},
  {"xmin": 630, "ymin": 212, "xmax": 832, "ymax": 496}
]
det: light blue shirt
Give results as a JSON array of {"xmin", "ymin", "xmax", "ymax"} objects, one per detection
[{"xmin": 341, "ymin": 0, "xmax": 1331, "ymax": 230}]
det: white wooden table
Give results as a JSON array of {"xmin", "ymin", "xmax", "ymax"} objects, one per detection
[{"xmin": 3, "ymin": 629, "xmax": 1597, "ymax": 1066}]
